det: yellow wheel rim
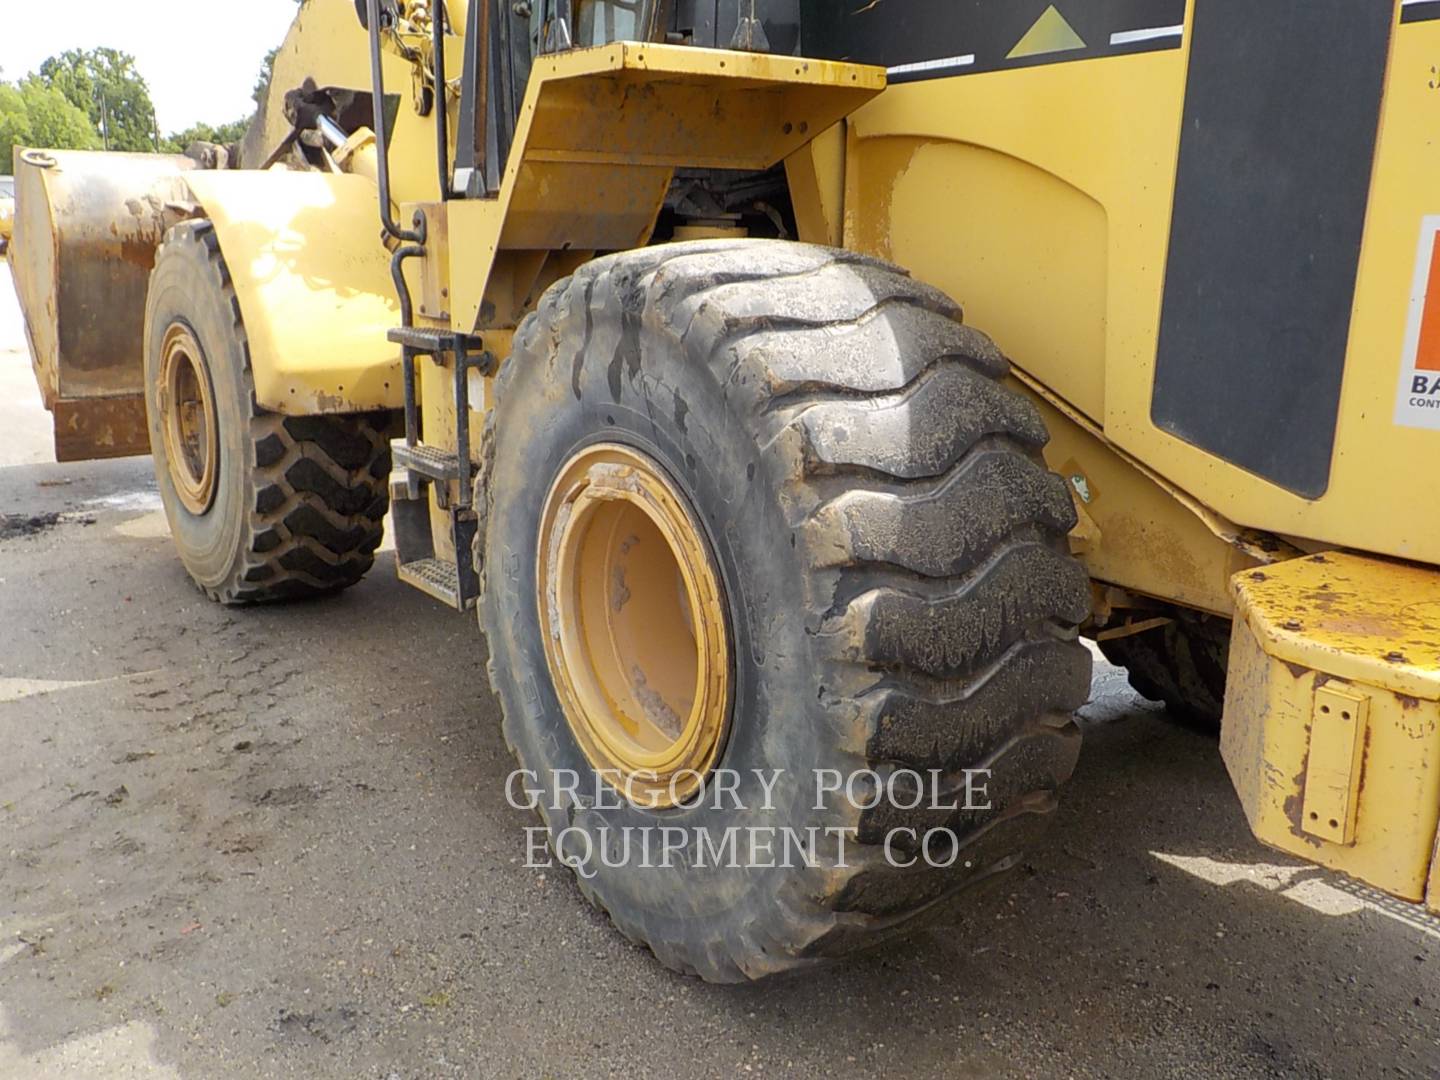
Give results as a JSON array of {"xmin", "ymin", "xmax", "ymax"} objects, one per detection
[
  {"xmin": 537, "ymin": 444, "xmax": 731, "ymax": 809},
  {"xmin": 158, "ymin": 323, "xmax": 219, "ymax": 515}
]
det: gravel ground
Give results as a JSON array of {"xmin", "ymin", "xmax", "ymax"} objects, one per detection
[{"xmin": 2, "ymin": 266, "xmax": 1438, "ymax": 1078}]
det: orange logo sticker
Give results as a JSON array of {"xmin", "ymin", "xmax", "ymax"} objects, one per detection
[{"xmin": 1396, "ymin": 217, "xmax": 1440, "ymax": 429}]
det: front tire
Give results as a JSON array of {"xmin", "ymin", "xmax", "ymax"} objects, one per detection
[
  {"xmin": 478, "ymin": 240, "xmax": 1092, "ymax": 981},
  {"xmin": 143, "ymin": 221, "xmax": 392, "ymax": 604}
]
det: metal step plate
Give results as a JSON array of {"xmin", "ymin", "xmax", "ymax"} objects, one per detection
[
  {"xmin": 393, "ymin": 442, "xmax": 460, "ymax": 482},
  {"xmin": 396, "ymin": 556, "xmax": 470, "ymax": 610}
]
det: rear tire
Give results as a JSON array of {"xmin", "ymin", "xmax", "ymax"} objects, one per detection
[
  {"xmin": 477, "ymin": 240, "xmax": 1092, "ymax": 981},
  {"xmin": 1097, "ymin": 609, "xmax": 1230, "ymax": 730},
  {"xmin": 144, "ymin": 220, "xmax": 391, "ymax": 604}
]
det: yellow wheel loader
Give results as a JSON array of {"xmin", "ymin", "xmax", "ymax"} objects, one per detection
[
  {"xmin": 0, "ymin": 177, "xmax": 13, "ymax": 254},
  {"xmin": 8, "ymin": 0, "xmax": 1440, "ymax": 981}
]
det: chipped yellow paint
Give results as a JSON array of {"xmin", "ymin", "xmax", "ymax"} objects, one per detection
[{"xmin": 1222, "ymin": 552, "xmax": 1440, "ymax": 902}]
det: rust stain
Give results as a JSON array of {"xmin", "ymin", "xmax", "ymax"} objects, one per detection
[
  {"xmin": 629, "ymin": 665, "xmax": 681, "ymax": 739},
  {"xmin": 118, "ymin": 236, "xmax": 156, "ymax": 270},
  {"xmin": 611, "ymin": 564, "xmax": 631, "ymax": 613}
]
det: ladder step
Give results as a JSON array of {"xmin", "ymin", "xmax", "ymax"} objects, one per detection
[
  {"xmin": 388, "ymin": 326, "xmax": 489, "ymax": 358},
  {"xmin": 388, "ymin": 326, "xmax": 459, "ymax": 355},
  {"xmin": 393, "ymin": 442, "xmax": 461, "ymax": 482},
  {"xmin": 396, "ymin": 557, "xmax": 469, "ymax": 610}
]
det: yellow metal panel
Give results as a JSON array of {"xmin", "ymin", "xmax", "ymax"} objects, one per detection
[
  {"xmin": 522, "ymin": 46, "xmax": 879, "ymax": 170},
  {"xmin": 1017, "ymin": 378, "xmax": 1258, "ymax": 616},
  {"xmin": 447, "ymin": 199, "xmax": 504, "ymax": 334},
  {"xmin": 847, "ymin": 49, "xmax": 1183, "ymax": 428},
  {"xmin": 184, "ymin": 170, "xmax": 402, "ymax": 415},
  {"xmin": 1229, "ymin": 551, "xmax": 1440, "ymax": 699},
  {"xmin": 784, "ymin": 122, "xmax": 845, "ymax": 247},
  {"xmin": 499, "ymin": 162, "xmax": 671, "ymax": 250},
  {"xmin": 1104, "ymin": 14, "xmax": 1440, "ymax": 567},
  {"xmin": 846, "ymin": 8, "xmax": 1440, "ymax": 568},
  {"xmin": 1222, "ymin": 552, "xmax": 1440, "ymax": 900},
  {"xmin": 854, "ymin": 137, "xmax": 1109, "ymax": 419},
  {"xmin": 450, "ymin": 42, "xmax": 884, "ymax": 331}
]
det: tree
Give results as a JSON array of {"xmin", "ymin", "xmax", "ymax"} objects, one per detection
[
  {"xmin": 0, "ymin": 79, "xmax": 101, "ymax": 174},
  {"xmin": 37, "ymin": 48, "xmax": 157, "ymax": 152},
  {"xmin": 254, "ymin": 0, "xmax": 306, "ymax": 106},
  {"xmin": 159, "ymin": 118, "xmax": 249, "ymax": 155},
  {"xmin": 253, "ymin": 47, "xmax": 281, "ymax": 107},
  {"xmin": 19, "ymin": 79, "xmax": 101, "ymax": 151},
  {"xmin": 0, "ymin": 84, "xmax": 28, "ymax": 173}
]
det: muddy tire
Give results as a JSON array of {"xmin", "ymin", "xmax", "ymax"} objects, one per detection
[
  {"xmin": 143, "ymin": 220, "xmax": 391, "ymax": 604},
  {"xmin": 477, "ymin": 240, "xmax": 1092, "ymax": 981},
  {"xmin": 1098, "ymin": 610, "xmax": 1230, "ymax": 730}
]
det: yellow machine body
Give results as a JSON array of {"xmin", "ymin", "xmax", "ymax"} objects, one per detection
[
  {"xmin": 820, "ymin": 8, "xmax": 1440, "ymax": 581},
  {"xmin": 399, "ymin": 41, "xmax": 882, "ymax": 564},
  {"xmin": 7, "ymin": 0, "xmax": 1440, "ymax": 917}
]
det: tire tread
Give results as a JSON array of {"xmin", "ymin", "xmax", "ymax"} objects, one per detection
[
  {"xmin": 478, "ymin": 240, "xmax": 1092, "ymax": 980},
  {"xmin": 151, "ymin": 221, "xmax": 390, "ymax": 605}
]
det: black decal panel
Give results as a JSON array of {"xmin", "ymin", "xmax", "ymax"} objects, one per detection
[{"xmin": 1151, "ymin": 1, "xmax": 1392, "ymax": 498}]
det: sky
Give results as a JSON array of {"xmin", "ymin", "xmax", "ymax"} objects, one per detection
[{"xmin": 0, "ymin": 1, "xmax": 302, "ymax": 133}]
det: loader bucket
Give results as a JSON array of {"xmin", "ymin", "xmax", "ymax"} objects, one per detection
[{"xmin": 9, "ymin": 149, "xmax": 198, "ymax": 462}]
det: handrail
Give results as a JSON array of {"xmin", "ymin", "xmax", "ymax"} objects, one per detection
[
  {"xmin": 433, "ymin": 0, "xmax": 451, "ymax": 201},
  {"xmin": 366, "ymin": 0, "xmax": 426, "ymax": 245}
]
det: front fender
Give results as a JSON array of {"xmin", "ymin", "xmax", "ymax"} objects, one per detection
[{"xmin": 184, "ymin": 170, "xmax": 402, "ymax": 414}]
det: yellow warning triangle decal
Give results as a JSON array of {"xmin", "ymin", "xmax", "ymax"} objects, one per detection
[{"xmin": 1007, "ymin": 5, "xmax": 1087, "ymax": 59}]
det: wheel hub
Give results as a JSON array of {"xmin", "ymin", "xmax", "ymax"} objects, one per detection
[
  {"xmin": 537, "ymin": 444, "xmax": 730, "ymax": 809},
  {"xmin": 157, "ymin": 323, "xmax": 219, "ymax": 515}
]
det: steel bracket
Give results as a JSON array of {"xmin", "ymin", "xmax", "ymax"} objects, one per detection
[{"xmin": 1301, "ymin": 683, "xmax": 1370, "ymax": 846}]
